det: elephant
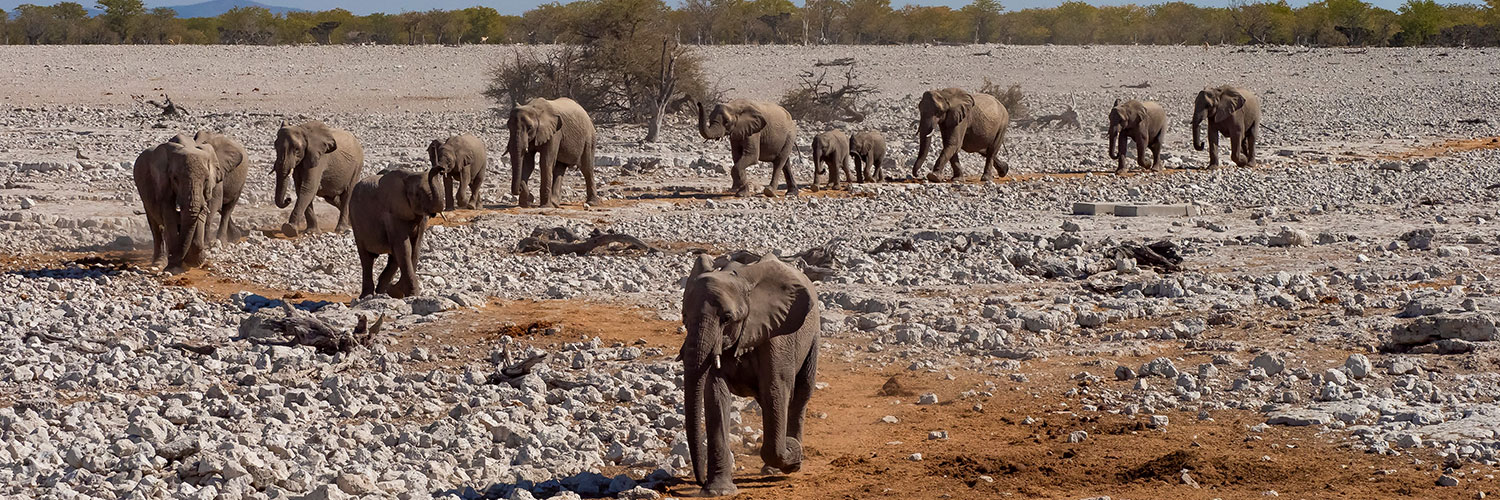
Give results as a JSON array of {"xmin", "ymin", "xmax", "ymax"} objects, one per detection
[
  {"xmin": 911, "ymin": 88, "xmax": 1010, "ymax": 182},
  {"xmin": 1107, "ymin": 99, "xmax": 1168, "ymax": 174},
  {"xmin": 427, "ymin": 133, "xmax": 488, "ymax": 211},
  {"xmin": 849, "ymin": 131, "xmax": 887, "ymax": 183},
  {"xmin": 809, "ymin": 130, "xmax": 851, "ymax": 190},
  {"xmin": 681, "ymin": 253, "xmax": 820, "ymax": 497},
  {"xmin": 272, "ymin": 121, "xmax": 365, "ymax": 237},
  {"xmin": 133, "ymin": 135, "xmax": 220, "ymax": 275},
  {"xmin": 349, "ymin": 168, "xmax": 446, "ymax": 299},
  {"xmin": 190, "ymin": 130, "xmax": 249, "ymax": 244},
  {"xmin": 694, "ymin": 99, "xmax": 800, "ymax": 197},
  {"xmin": 1192, "ymin": 86, "xmax": 1261, "ymax": 168},
  {"xmin": 508, "ymin": 98, "xmax": 598, "ymax": 208}
]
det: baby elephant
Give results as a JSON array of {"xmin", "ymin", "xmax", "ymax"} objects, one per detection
[
  {"xmin": 1107, "ymin": 99, "xmax": 1168, "ymax": 174},
  {"xmin": 350, "ymin": 168, "xmax": 446, "ymax": 299},
  {"xmin": 849, "ymin": 131, "xmax": 887, "ymax": 183},
  {"xmin": 427, "ymin": 134, "xmax": 487, "ymax": 211},
  {"xmin": 809, "ymin": 130, "xmax": 851, "ymax": 190}
]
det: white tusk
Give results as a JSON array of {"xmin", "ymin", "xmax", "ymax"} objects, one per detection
[{"xmin": 714, "ymin": 354, "xmax": 722, "ymax": 370}]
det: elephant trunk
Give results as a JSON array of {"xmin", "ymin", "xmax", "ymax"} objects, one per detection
[
  {"xmin": 695, "ymin": 103, "xmax": 723, "ymax": 140},
  {"xmin": 510, "ymin": 130, "xmax": 526, "ymax": 196},
  {"xmin": 912, "ymin": 118, "xmax": 934, "ymax": 177},
  {"xmin": 1108, "ymin": 123, "xmax": 1121, "ymax": 160},
  {"xmin": 273, "ymin": 171, "xmax": 293, "ymax": 208},
  {"xmin": 421, "ymin": 170, "xmax": 446, "ymax": 216},
  {"xmin": 1192, "ymin": 106, "xmax": 1207, "ymax": 151},
  {"xmin": 171, "ymin": 195, "xmax": 208, "ymax": 273},
  {"xmin": 683, "ymin": 313, "xmax": 722, "ymax": 487}
]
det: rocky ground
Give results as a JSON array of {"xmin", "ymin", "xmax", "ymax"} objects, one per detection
[{"xmin": 3, "ymin": 45, "xmax": 1500, "ymax": 499}]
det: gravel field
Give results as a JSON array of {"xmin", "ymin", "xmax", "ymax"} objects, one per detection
[{"xmin": 4, "ymin": 44, "xmax": 1500, "ymax": 499}]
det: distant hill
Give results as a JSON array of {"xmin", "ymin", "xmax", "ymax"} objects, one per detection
[{"xmin": 157, "ymin": 0, "xmax": 305, "ymax": 18}]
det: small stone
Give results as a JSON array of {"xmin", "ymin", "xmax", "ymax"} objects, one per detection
[
  {"xmin": 1344, "ymin": 354, "xmax": 1372, "ymax": 379},
  {"xmin": 1067, "ymin": 430, "xmax": 1088, "ymax": 443},
  {"xmin": 1437, "ymin": 475, "xmax": 1460, "ymax": 487},
  {"xmin": 928, "ymin": 430, "xmax": 949, "ymax": 440},
  {"xmin": 907, "ymin": 453, "xmax": 923, "ymax": 461},
  {"xmin": 880, "ymin": 415, "xmax": 899, "ymax": 424},
  {"xmin": 917, "ymin": 393, "xmax": 938, "ymax": 405},
  {"xmin": 1149, "ymin": 415, "xmax": 1169, "ymax": 429},
  {"xmin": 1114, "ymin": 365, "xmax": 1135, "ymax": 381},
  {"xmin": 1251, "ymin": 353, "xmax": 1285, "ymax": 376}
]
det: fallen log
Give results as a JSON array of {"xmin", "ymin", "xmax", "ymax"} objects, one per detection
[
  {"xmin": 516, "ymin": 229, "xmax": 660, "ymax": 256},
  {"xmin": 243, "ymin": 303, "xmax": 384, "ymax": 354}
]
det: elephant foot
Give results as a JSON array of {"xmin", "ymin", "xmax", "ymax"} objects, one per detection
[
  {"xmin": 925, "ymin": 172, "xmax": 946, "ymax": 183},
  {"xmin": 585, "ymin": 196, "xmax": 603, "ymax": 206},
  {"xmin": 786, "ymin": 187, "xmax": 801, "ymax": 197},
  {"xmin": 732, "ymin": 186, "xmax": 752, "ymax": 198},
  {"xmin": 761, "ymin": 186, "xmax": 776, "ymax": 197},
  {"xmin": 334, "ymin": 223, "xmax": 350, "ymax": 233},
  {"xmin": 281, "ymin": 223, "xmax": 299, "ymax": 237},
  {"xmin": 701, "ymin": 479, "xmax": 737, "ymax": 497},
  {"xmin": 980, "ymin": 174, "xmax": 994, "ymax": 183},
  {"xmin": 164, "ymin": 264, "xmax": 188, "ymax": 275},
  {"xmin": 541, "ymin": 201, "xmax": 560, "ymax": 209}
]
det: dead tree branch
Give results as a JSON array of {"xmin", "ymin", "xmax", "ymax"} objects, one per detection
[{"xmin": 516, "ymin": 227, "xmax": 661, "ymax": 256}]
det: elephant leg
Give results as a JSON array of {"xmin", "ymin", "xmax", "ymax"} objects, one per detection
[
  {"xmin": 375, "ymin": 254, "xmax": 399, "ymax": 296},
  {"xmin": 1135, "ymin": 135, "xmax": 1149, "ymax": 171},
  {"xmin": 839, "ymin": 156, "xmax": 853, "ymax": 188},
  {"xmin": 873, "ymin": 153, "xmax": 885, "ymax": 182},
  {"xmin": 391, "ymin": 236, "xmax": 418, "ymax": 298},
  {"xmin": 981, "ymin": 148, "xmax": 1001, "ymax": 182},
  {"xmin": 1245, "ymin": 125, "xmax": 1258, "ymax": 167},
  {"xmin": 146, "ymin": 211, "xmax": 165, "ymax": 268},
  {"xmin": 1229, "ymin": 131, "xmax": 1247, "ymax": 168},
  {"xmin": 1151, "ymin": 132, "xmax": 1165, "ymax": 171},
  {"xmin": 550, "ymin": 164, "xmax": 569, "ymax": 204},
  {"xmin": 582, "ymin": 141, "xmax": 601, "ymax": 206},
  {"xmin": 283, "ymin": 170, "xmax": 320, "ymax": 236},
  {"xmin": 302, "ymin": 201, "xmax": 319, "ymax": 234},
  {"xmin": 358, "ymin": 249, "xmax": 377, "ymax": 298},
  {"xmin": 469, "ymin": 170, "xmax": 485, "ymax": 209},
  {"xmin": 704, "ymin": 374, "xmax": 738, "ymax": 496},
  {"xmin": 517, "ymin": 152, "xmax": 536, "ymax": 208},
  {"xmin": 734, "ymin": 141, "xmax": 760, "ymax": 197},
  {"xmin": 1207, "ymin": 127, "xmax": 1221, "ymax": 167},
  {"xmin": 538, "ymin": 143, "xmax": 561, "ymax": 208},
  {"xmin": 782, "ymin": 158, "xmax": 799, "ymax": 196},
  {"xmin": 932, "ymin": 127, "xmax": 968, "ymax": 182},
  {"xmin": 852, "ymin": 156, "xmax": 865, "ymax": 183},
  {"xmin": 335, "ymin": 189, "xmax": 354, "ymax": 232},
  {"xmin": 758, "ymin": 366, "xmax": 802, "ymax": 473},
  {"xmin": 1115, "ymin": 136, "xmax": 1130, "ymax": 175},
  {"xmin": 444, "ymin": 175, "xmax": 457, "ymax": 211},
  {"xmin": 786, "ymin": 337, "xmax": 819, "ymax": 460}
]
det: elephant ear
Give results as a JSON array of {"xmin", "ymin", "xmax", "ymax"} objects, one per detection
[
  {"xmin": 726, "ymin": 258, "xmax": 813, "ymax": 359},
  {"xmin": 306, "ymin": 123, "xmax": 338, "ymax": 154},
  {"xmin": 531, "ymin": 111, "xmax": 563, "ymax": 146},
  {"xmin": 729, "ymin": 105, "xmax": 768, "ymax": 138},
  {"xmin": 689, "ymin": 254, "xmax": 716, "ymax": 278},
  {"xmin": 1215, "ymin": 89, "xmax": 1246, "ymax": 119},
  {"xmin": 427, "ymin": 139, "xmax": 442, "ymax": 168},
  {"xmin": 948, "ymin": 92, "xmax": 975, "ymax": 124}
]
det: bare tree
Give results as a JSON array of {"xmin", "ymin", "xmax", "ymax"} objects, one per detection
[{"xmin": 645, "ymin": 38, "xmax": 686, "ymax": 142}]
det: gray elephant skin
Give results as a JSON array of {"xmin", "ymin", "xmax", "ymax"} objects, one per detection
[
  {"xmin": 849, "ymin": 130, "xmax": 887, "ymax": 183},
  {"xmin": 809, "ymin": 129, "xmax": 851, "ymax": 190},
  {"xmin": 428, "ymin": 133, "xmax": 488, "ymax": 210},
  {"xmin": 1192, "ymin": 85, "xmax": 1261, "ymax": 168},
  {"xmin": 272, "ymin": 121, "xmax": 365, "ymax": 236},
  {"xmin": 349, "ymin": 168, "xmax": 445, "ymax": 299},
  {"xmin": 133, "ymin": 135, "xmax": 219, "ymax": 275},
  {"xmin": 912, "ymin": 87, "xmax": 1010, "ymax": 182},
  {"xmin": 1107, "ymin": 99, "xmax": 1168, "ymax": 174},
  {"xmin": 508, "ymin": 98, "xmax": 598, "ymax": 208},
  {"xmin": 191, "ymin": 130, "xmax": 249, "ymax": 244},
  {"xmin": 695, "ymin": 99, "xmax": 800, "ymax": 197},
  {"xmin": 681, "ymin": 254, "xmax": 820, "ymax": 497}
]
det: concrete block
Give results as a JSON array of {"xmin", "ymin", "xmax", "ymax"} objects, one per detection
[
  {"xmin": 1073, "ymin": 202, "xmax": 1117, "ymax": 215},
  {"xmin": 1115, "ymin": 204, "xmax": 1198, "ymax": 217}
]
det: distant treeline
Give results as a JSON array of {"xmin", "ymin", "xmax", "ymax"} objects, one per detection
[{"xmin": 3, "ymin": 0, "xmax": 1499, "ymax": 47}]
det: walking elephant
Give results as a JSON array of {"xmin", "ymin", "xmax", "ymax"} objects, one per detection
[
  {"xmin": 681, "ymin": 253, "xmax": 820, "ymax": 497},
  {"xmin": 133, "ymin": 135, "xmax": 220, "ymax": 275},
  {"xmin": 191, "ymin": 130, "xmax": 248, "ymax": 244},
  {"xmin": 849, "ymin": 131, "xmax": 887, "ymax": 183},
  {"xmin": 809, "ymin": 130, "xmax": 850, "ymax": 190},
  {"xmin": 694, "ymin": 99, "xmax": 799, "ymax": 197},
  {"xmin": 508, "ymin": 98, "xmax": 598, "ymax": 208},
  {"xmin": 349, "ymin": 168, "xmax": 446, "ymax": 299},
  {"xmin": 428, "ymin": 133, "xmax": 488, "ymax": 210},
  {"xmin": 1107, "ymin": 99, "xmax": 1168, "ymax": 174},
  {"xmin": 1192, "ymin": 86, "xmax": 1261, "ymax": 168},
  {"xmin": 272, "ymin": 121, "xmax": 365, "ymax": 236},
  {"xmin": 911, "ymin": 88, "xmax": 1009, "ymax": 182}
]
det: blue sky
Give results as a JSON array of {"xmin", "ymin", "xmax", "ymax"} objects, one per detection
[{"xmin": 0, "ymin": 0, "xmax": 1442, "ymax": 16}]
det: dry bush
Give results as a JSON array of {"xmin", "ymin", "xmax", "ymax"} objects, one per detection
[
  {"xmin": 484, "ymin": 39, "xmax": 710, "ymax": 125},
  {"xmin": 779, "ymin": 63, "xmax": 878, "ymax": 122},
  {"xmin": 980, "ymin": 78, "xmax": 1029, "ymax": 120}
]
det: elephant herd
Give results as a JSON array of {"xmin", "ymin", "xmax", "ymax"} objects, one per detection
[{"xmin": 127, "ymin": 83, "xmax": 1262, "ymax": 496}]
